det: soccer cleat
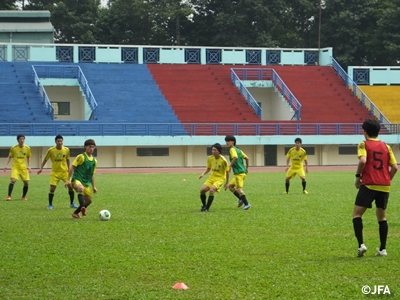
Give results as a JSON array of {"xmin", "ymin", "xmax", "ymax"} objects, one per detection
[
  {"xmin": 376, "ymin": 249, "xmax": 387, "ymax": 257},
  {"xmin": 243, "ymin": 204, "xmax": 251, "ymax": 210},
  {"xmin": 200, "ymin": 206, "xmax": 207, "ymax": 212},
  {"xmin": 357, "ymin": 244, "xmax": 367, "ymax": 257},
  {"xmin": 47, "ymin": 205, "xmax": 53, "ymax": 210},
  {"xmin": 21, "ymin": 196, "xmax": 28, "ymax": 201},
  {"xmin": 70, "ymin": 202, "xmax": 78, "ymax": 208},
  {"xmin": 72, "ymin": 212, "xmax": 81, "ymax": 219},
  {"xmin": 81, "ymin": 206, "xmax": 87, "ymax": 216},
  {"xmin": 238, "ymin": 200, "xmax": 244, "ymax": 208},
  {"xmin": 303, "ymin": 190, "xmax": 308, "ymax": 194},
  {"xmin": 6, "ymin": 196, "xmax": 11, "ymax": 201},
  {"xmin": 283, "ymin": 191, "xmax": 288, "ymax": 194}
]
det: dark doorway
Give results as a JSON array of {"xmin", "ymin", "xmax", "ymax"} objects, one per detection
[{"xmin": 264, "ymin": 145, "xmax": 277, "ymax": 166}]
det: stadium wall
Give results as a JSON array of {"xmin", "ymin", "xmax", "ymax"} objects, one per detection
[
  {"xmin": 247, "ymin": 86, "xmax": 293, "ymax": 120},
  {"xmin": 44, "ymin": 86, "xmax": 87, "ymax": 120},
  {"xmin": 1, "ymin": 43, "xmax": 399, "ymax": 167},
  {"xmin": 1, "ymin": 136, "xmax": 400, "ymax": 168},
  {"xmin": 348, "ymin": 66, "xmax": 400, "ymax": 85}
]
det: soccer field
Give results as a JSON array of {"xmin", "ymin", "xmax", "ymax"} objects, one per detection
[{"xmin": 0, "ymin": 170, "xmax": 399, "ymax": 299}]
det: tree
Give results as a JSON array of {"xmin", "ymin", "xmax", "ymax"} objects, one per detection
[
  {"xmin": 51, "ymin": 0, "xmax": 101, "ymax": 43},
  {"xmin": 96, "ymin": 0, "xmax": 157, "ymax": 45},
  {"xmin": 17, "ymin": 0, "xmax": 101, "ymax": 43},
  {"xmin": 185, "ymin": 0, "xmax": 283, "ymax": 47},
  {"xmin": 316, "ymin": 0, "xmax": 372, "ymax": 67},
  {"xmin": 0, "ymin": 0, "xmax": 17, "ymax": 9},
  {"xmin": 22, "ymin": 0, "xmax": 54, "ymax": 10},
  {"xmin": 277, "ymin": 0, "xmax": 319, "ymax": 48},
  {"xmin": 5, "ymin": 0, "xmax": 400, "ymax": 67},
  {"xmin": 96, "ymin": 0, "xmax": 195, "ymax": 45},
  {"xmin": 149, "ymin": 0, "xmax": 195, "ymax": 45},
  {"xmin": 365, "ymin": 0, "xmax": 400, "ymax": 65}
]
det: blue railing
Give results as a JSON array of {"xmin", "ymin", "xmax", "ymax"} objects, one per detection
[
  {"xmin": 331, "ymin": 58, "xmax": 390, "ymax": 128},
  {"xmin": 0, "ymin": 122, "xmax": 396, "ymax": 136},
  {"xmin": 231, "ymin": 68, "xmax": 302, "ymax": 120},
  {"xmin": 32, "ymin": 65, "xmax": 98, "ymax": 120},
  {"xmin": 76, "ymin": 67, "xmax": 98, "ymax": 120},
  {"xmin": 31, "ymin": 66, "xmax": 54, "ymax": 119},
  {"xmin": 230, "ymin": 69, "xmax": 262, "ymax": 118}
]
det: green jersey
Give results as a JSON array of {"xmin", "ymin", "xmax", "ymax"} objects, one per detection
[
  {"xmin": 72, "ymin": 153, "xmax": 97, "ymax": 186},
  {"xmin": 229, "ymin": 147, "xmax": 248, "ymax": 175}
]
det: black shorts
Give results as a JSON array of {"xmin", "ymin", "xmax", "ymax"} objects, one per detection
[{"xmin": 355, "ymin": 185, "xmax": 389, "ymax": 209}]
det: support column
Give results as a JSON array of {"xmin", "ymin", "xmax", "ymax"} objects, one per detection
[
  {"xmin": 254, "ymin": 145, "xmax": 263, "ymax": 167},
  {"xmin": 115, "ymin": 146, "xmax": 123, "ymax": 168},
  {"xmin": 185, "ymin": 146, "xmax": 194, "ymax": 167},
  {"xmin": 320, "ymin": 145, "xmax": 329, "ymax": 166}
]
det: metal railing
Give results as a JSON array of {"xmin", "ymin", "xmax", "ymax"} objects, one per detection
[
  {"xmin": 0, "ymin": 122, "xmax": 396, "ymax": 136},
  {"xmin": 331, "ymin": 58, "xmax": 391, "ymax": 128},
  {"xmin": 31, "ymin": 66, "xmax": 54, "ymax": 118},
  {"xmin": 76, "ymin": 67, "xmax": 98, "ymax": 120},
  {"xmin": 231, "ymin": 68, "xmax": 302, "ymax": 120},
  {"xmin": 32, "ymin": 65, "xmax": 98, "ymax": 120},
  {"xmin": 230, "ymin": 69, "xmax": 262, "ymax": 118}
]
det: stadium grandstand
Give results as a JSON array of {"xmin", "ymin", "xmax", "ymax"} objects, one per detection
[{"xmin": 1, "ymin": 11, "xmax": 399, "ymax": 168}]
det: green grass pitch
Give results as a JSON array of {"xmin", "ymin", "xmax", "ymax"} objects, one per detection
[{"xmin": 0, "ymin": 170, "xmax": 399, "ymax": 299}]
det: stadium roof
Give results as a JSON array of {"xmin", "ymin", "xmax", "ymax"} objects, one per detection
[
  {"xmin": 0, "ymin": 10, "xmax": 51, "ymax": 18},
  {"xmin": 0, "ymin": 22, "xmax": 53, "ymax": 33},
  {"xmin": 0, "ymin": 10, "xmax": 53, "ymax": 33}
]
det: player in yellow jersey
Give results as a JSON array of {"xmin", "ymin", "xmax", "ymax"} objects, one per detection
[
  {"xmin": 198, "ymin": 143, "xmax": 229, "ymax": 212},
  {"xmin": 65, "ymin": 139, "xmax": 98, "ymax": 219},
  {"xmin": 37, "ymin": 135, "xmax": 77, "ymax": 210},
  {"xmin": 284, "ymin": 137, "xmax": 309, "ymax": 194},
  {"xmin": 3, "ymin": 134, "xmax": 31, "ymax": 200}
]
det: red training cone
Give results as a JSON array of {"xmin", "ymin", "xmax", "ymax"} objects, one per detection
[{"xmin": 172, "ymin": 282, "xmax": 189, "ymax": 290}]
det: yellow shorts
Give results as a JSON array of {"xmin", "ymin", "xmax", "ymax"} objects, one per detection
[
  {"xmin": 50, "ymin": 171, "xmax": 68, "ymax": 186},
  {"xmin": 72, "ymin": 180, "xmax": 92, "ymax": 197},
  {"xmin": 11, "ymin": 168, "xmax": 30, "ymax": 181},
  {"xmin": 286, "ymin": 168, "xmax": 305, "ymax": 179},
  {"xmin": 229, "ymin": 173, "xmax": 246, "ymax": 188},
  {"xmin": 204, "ymin": 177, "xmax": 225, "ymax": 192}
]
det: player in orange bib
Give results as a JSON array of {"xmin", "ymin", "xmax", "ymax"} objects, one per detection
[{"xmin": 353, "ymin": 119, "xmax": 398, "ymax": 257}]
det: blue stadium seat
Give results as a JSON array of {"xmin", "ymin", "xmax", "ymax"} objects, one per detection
[
  {"xmin": 0, "ymin": 62, "xmax": 52, "ymax": 123},
  {"xmin": 0, "ymin": 62, "xmax": 187, "ymax": 135},
  {"xmin": 78, "ymin": 64, "xmax": 186, "ymax": 128}
]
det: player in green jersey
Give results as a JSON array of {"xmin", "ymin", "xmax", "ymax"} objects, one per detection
[
  {"xmin": 65, "ymin": 139, "xmax": 98, "ymax": 219},
  {"xmin": 225, "ymin": 135, "xmax": 251, "ymax": 210}
]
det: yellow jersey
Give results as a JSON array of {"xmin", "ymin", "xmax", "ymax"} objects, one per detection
[
  {"xmin": 207, "ymin": 155, "xmax": 229, "ymax": 180},
  {"xmin": 44, "ymin": 146, "xmax": 70, "ymax": 173},
  {"xmin": 286, "ymin": 147, "xmax": 307, "ymax": 170},
  {"xmin": 9, "ymin": 144, "xmax": 31, "ymax": 169}
]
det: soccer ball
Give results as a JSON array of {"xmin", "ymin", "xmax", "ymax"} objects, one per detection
[{"xmin": 99, "ymin": 209, "xmax": 111, "ymax": 221}]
